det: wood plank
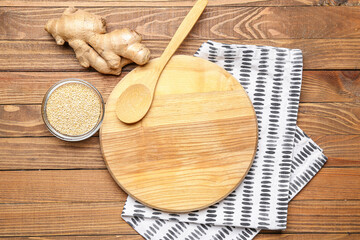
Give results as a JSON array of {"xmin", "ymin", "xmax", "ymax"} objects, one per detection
[
  {"xmin": 1, "ymin": 71, "xmax": 359, "ymax": 105},
  {"xmin": 0, "ymin": 170, "xmax": 125, "ymax": 203},
  {"xmin": 285, "ymin": 200, "xmax": 360, "ymax": 233},
  {"xmin": 0, "ymin": 202, "xmax": 136, "ymax": 236},
  {"xmin": 2, "ymin": 39, "xmax": 360, "ymax": 71},
  {"xmin": 0, "ymin": 168, "xmax": 358, "ymax": 204},
  {"xmin": 0, "ymin": 72, "xmax": 120, "ymax": 104},
  {"xmin": 0, "ymin": 137, "xmax": 105, "ymax": 170},
  {"xmin": 0, "ymin": 0, "xmax": 334, "ymax": 8},
  {"xmin": 297, "ymin": 103, "xmax": 360, "ymax": 135},
  {"xmin": 2, "ymin": 6, "xmax": 360, "ymax": 41},
  {"xmin": 312, "ymin": 135, "xmax": 360, "ymax": 167},
  {"xmin": 3, "ymin": 0, "xmax": 360, "ymax": 7},
  {"xmin": 2, "ymin": 236, "xmax": 143, "ymax": 240},
  {"xmin": 0, "ymin": 134, "xmax": 358, "ymax": 170},
  {"xmin": 255, "ymin": 234, "xmax": 360, "ymax": 240},
  {"xmin": 3, "ymin": 234, "xmax": 359, "ymax": 240},
  {"xmin": 300, "ymin": 71, "xmax": 360, "ymax": 103},
  {"xmin": 0, "ymin": 200, "xmax": 359, "ymax": 236},
  {"xmin": 294, "ymin": 168, "xmax": 360, "ymax": 201},
  {"xmin": 1, "ymin": 102, "xmax": 359, "ymax": 137},
  {"xmin": 0, "ymin": 105, "xmax": 49, "ymax": 137}
]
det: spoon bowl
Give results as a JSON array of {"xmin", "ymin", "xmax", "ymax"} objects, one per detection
[
  {"xmin": 116, "ymin": 84, "xmax": 152, "ymax": 124},
  {"xmin": 115, "ymin": 0, "xmax": 208, "ymax": 124}
]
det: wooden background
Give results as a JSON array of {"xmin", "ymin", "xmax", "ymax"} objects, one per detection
[{"xmin": 1, "ymin": 0, "xmax": 360, "ymax": 239}]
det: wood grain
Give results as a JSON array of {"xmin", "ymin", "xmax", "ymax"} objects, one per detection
[
  {"xmin": 256, "ymin": 234, "xmax": 360, "ymax": 240},
  {"xmin": 0, "ymin": 168, "xmax": 358, "ymax": 204},
  {"xmin": 0, "ymin": 137, "xmax": 104, "ymax": 170},
  {"xmin": 0, "ymin": 105, "xmax": 49, "ymax": 137},
  {"xmin": 2, "ymin": 39, "xmax": 360, "ymax": 71},
  {"xmin": 294, "ymin": 168, "xmax": 360, "ymax": 200},
  {"xmin": 286, "ymin": 200, "xmax": 360, "ymax": 232},
  {"xmin": 311, "ymin": 135, "xmax": 360, "ymax": 167},
  {"xmin": 2, "ymin": 0, "xmax": 353, "ymax": 7},
  {"xmin": 300, "ymin": 71, "xmax": 360, "ymax": 103},
  {"xmin": 0, "ymin": 72, "xmax": 121, "ymax": 104},
  {"xmin": 0, "ymin": 236, "xmax": 143, "ymax": 240},
  {"xmin": 0, "ymin": 170, "xmax": 124, "ymax": 203},
  {"xmin": 101, "ymin": 56, "xmax": 257, "ymax": 212},
  {"xmin": 1, "ymin": 102, "xmax": 359, "ymax": 137},
  {"xmin": 0, "ymin": 134, "xmax": 357, "ymax": 170},
  {"xmin": 298, "ymin": 103, "xmax": 360, "ymax": 135},
  {"xmin": 3, "ymin": 234, "xmax": 359, "ymax": 240},
  {"xmin": 1, "ymin": 71, "xmax": 359, "ymax": 105},
  {"xmin": 0, "ymin": 200, "xmax": 359, "ymax": 236},
  {"xmin": 0, "ymin": 202, "xmax": 136, "ymax": 236},
  {"xmin": 2, "ymin": 6, "xmax": 360, "ymax": 40}
]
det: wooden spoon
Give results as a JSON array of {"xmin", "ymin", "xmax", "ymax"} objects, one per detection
[{"xmin": 116, "ymin": 0, "xmax": 208, "ymax": 124}]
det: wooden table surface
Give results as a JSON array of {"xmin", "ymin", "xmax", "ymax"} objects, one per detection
[{"xmin": 1, "ymin": 0, "xmax": 360, "ymax": 239}]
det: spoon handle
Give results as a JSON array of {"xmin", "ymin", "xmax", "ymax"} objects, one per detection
[{"xmin": 158, "ymin": 0, "xmax": 208, "ymax": 69}]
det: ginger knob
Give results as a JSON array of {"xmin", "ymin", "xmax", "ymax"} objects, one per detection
[{"xmin": 45, "ymin": 7, "xmax": 151, "ymax": 75}]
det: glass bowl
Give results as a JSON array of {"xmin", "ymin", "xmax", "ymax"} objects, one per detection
[{"xmin": 41, "ymin": 78, "xmax": 105, "ymax": 141}]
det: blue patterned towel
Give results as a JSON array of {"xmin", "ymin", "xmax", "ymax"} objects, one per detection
[{"xmin": 122, "ymin": 41, "xmax": 327, "ymax": 239}]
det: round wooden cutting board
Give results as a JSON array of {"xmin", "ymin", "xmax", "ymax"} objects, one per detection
[{"xmin": 100, "ymin": 55, "xmax": 257, "ymax": 213}]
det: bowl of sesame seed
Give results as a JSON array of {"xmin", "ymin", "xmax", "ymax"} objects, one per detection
[{"xmin": 41, "ymin": 78, "xmax": 105, "ymax": 141}]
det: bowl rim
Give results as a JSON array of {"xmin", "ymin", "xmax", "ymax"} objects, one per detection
[{"xmin": 41, "ymin": 78, "xmax": 105, "ymax": 142}]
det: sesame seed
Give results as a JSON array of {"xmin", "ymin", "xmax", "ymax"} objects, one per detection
[{"xmin": 46, "ymin": 83, "xmax": 101, "ymax": 136}]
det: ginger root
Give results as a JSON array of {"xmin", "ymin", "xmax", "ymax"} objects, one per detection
[{"xmin": 45, "ymin": 7, "xmax": 150, "ymax": 75}]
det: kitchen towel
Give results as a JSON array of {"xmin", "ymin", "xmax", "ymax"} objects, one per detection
[{"xmin": 122, "ymin": 41, "xmax": 328, "ymax": 239}]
